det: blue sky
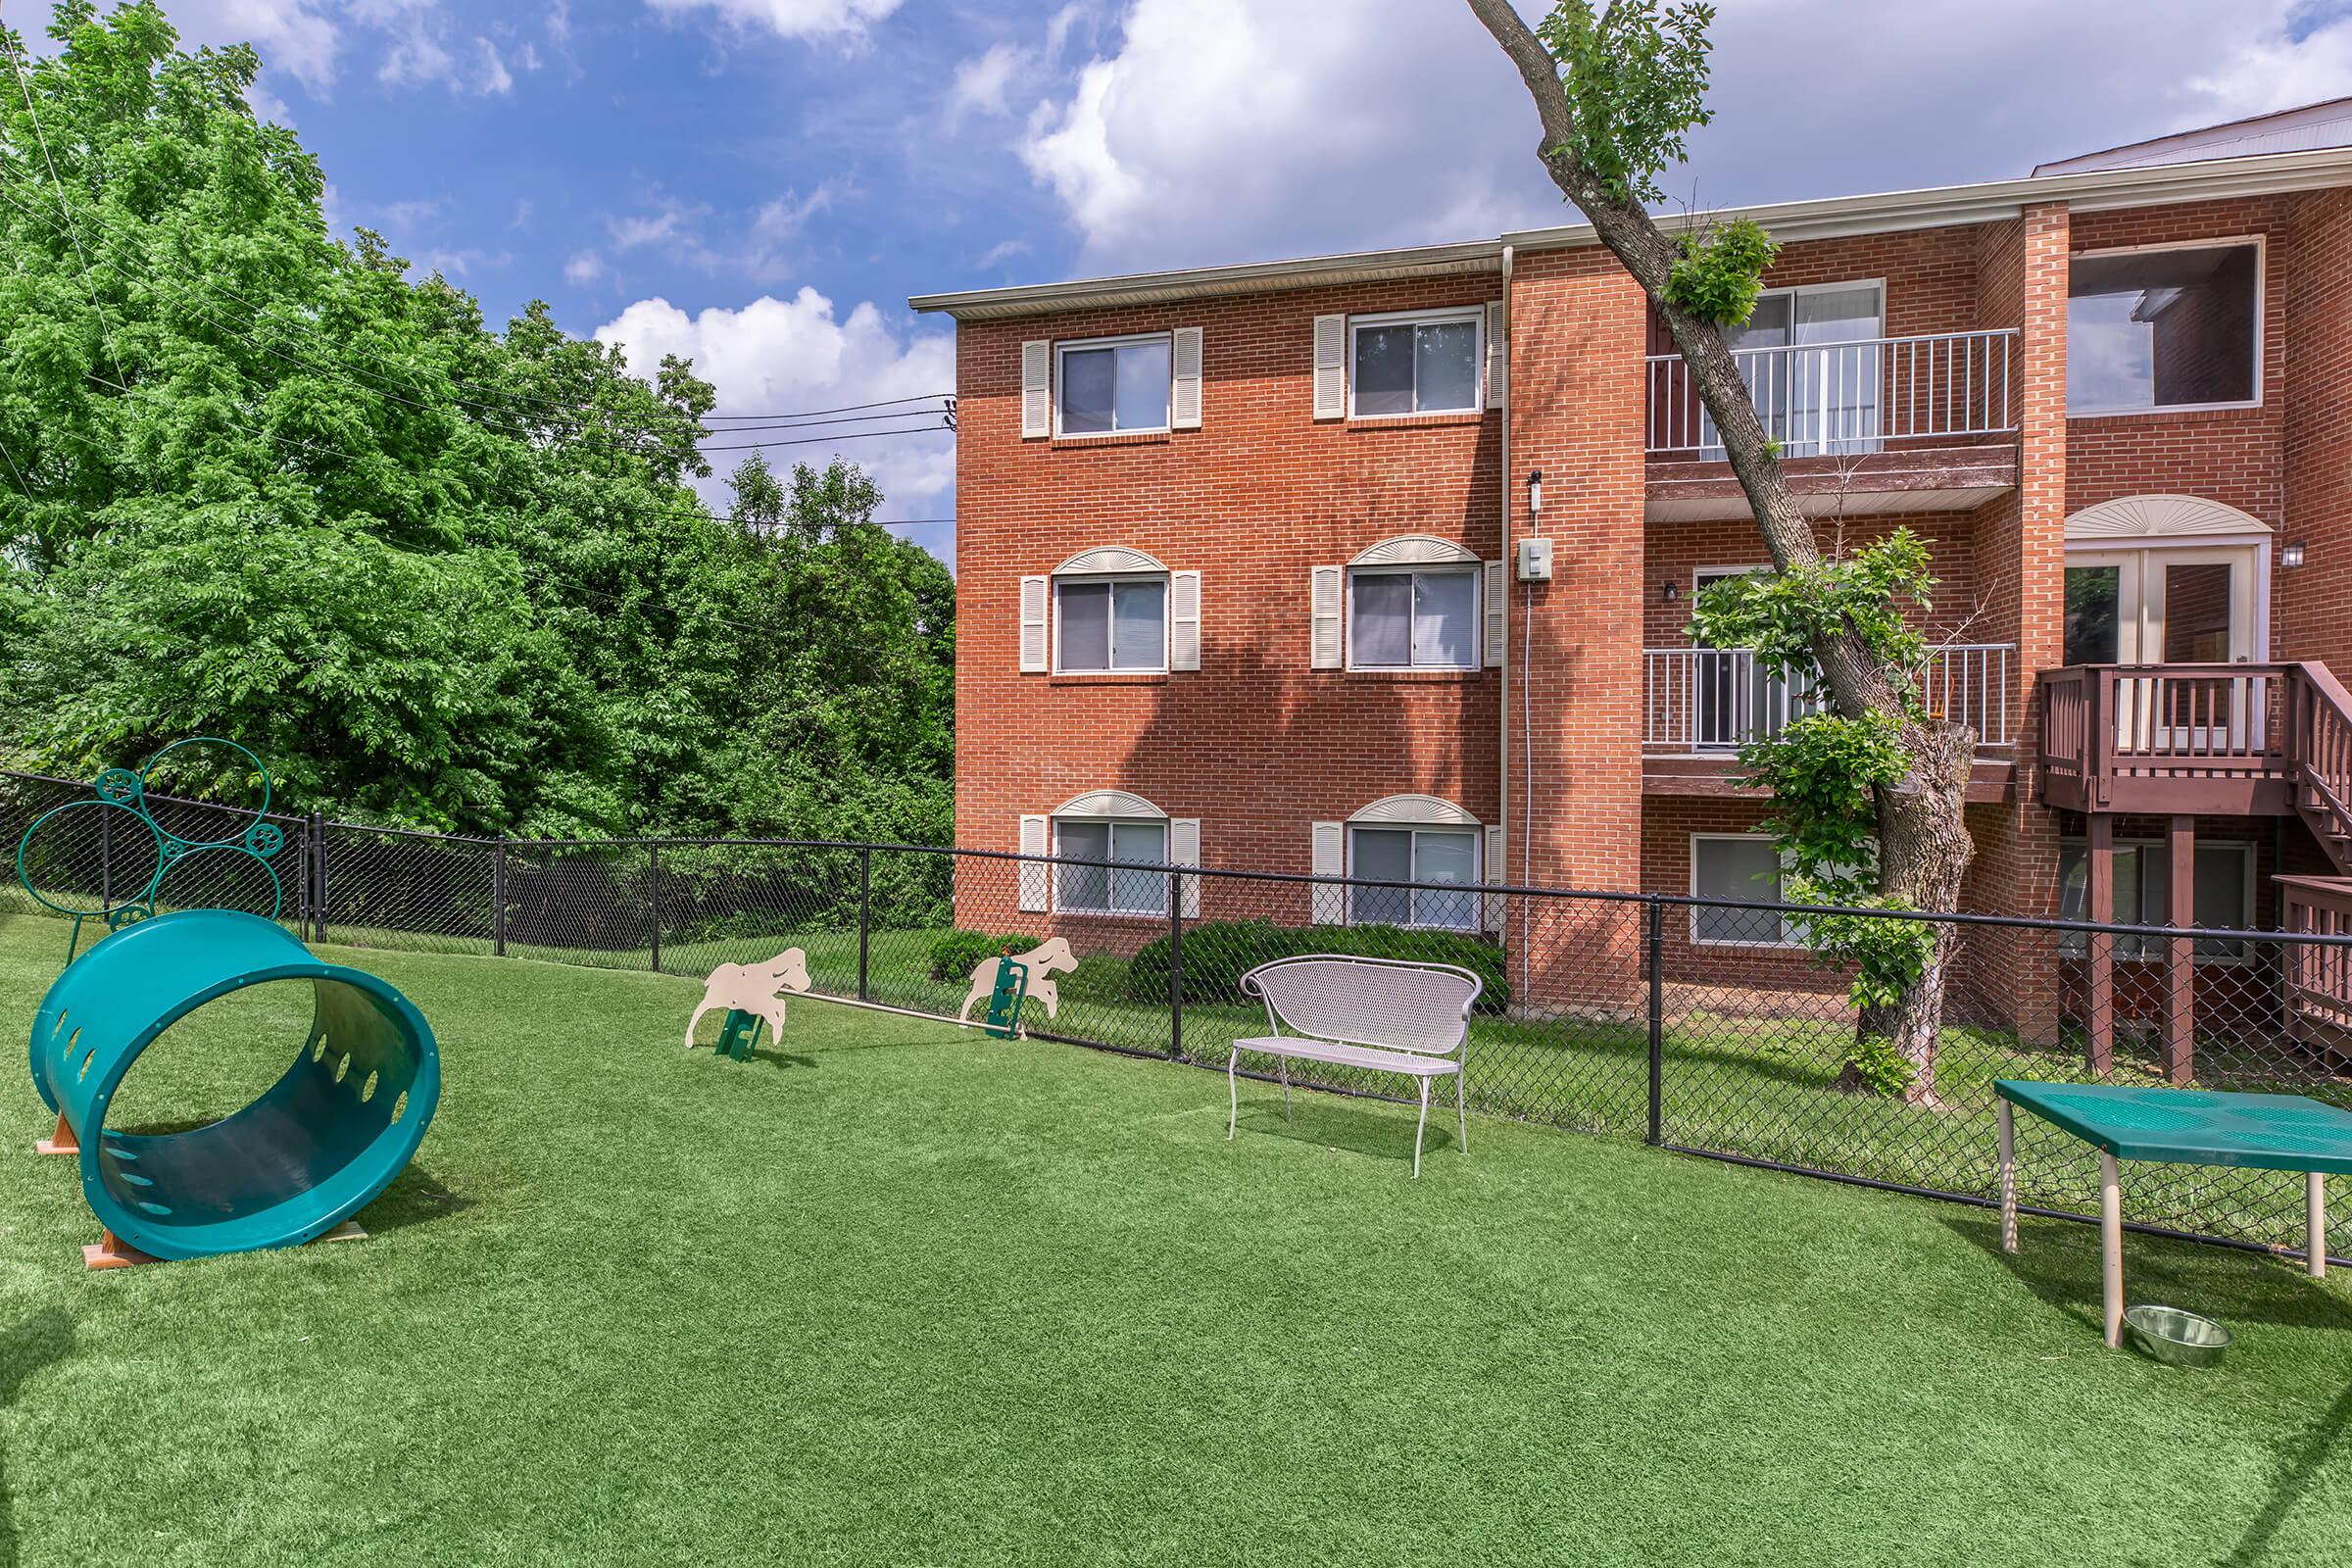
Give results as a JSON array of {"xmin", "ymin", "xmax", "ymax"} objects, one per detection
[{"xmin": 34, "ymin": 1, "xmax": 2352, "ymax": 563}]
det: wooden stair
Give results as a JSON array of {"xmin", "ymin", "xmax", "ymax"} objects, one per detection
[{"xmin": 2277, "ymin": 662, "xmax": 2352, "ymax": 1061}]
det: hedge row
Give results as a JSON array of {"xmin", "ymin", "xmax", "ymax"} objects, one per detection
[{"xmin": 1123, "ymin": 919, "xmax": 1511, "ymax": 1008}]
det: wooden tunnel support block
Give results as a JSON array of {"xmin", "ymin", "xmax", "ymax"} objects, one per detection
[
  {"xmin": 34, "ymin": 1110, "xmax": 78, "ymax": 1156},
  {"xmin": 82, "ymin": 1220, "xmax": 368, "ymax": 1272}
]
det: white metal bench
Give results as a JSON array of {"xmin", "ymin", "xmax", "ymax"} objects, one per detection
[{"xmin": 1228, "ymin": 955, "xmax": 1484, "ymax": 1177}]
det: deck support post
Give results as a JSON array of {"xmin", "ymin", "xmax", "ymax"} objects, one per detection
[
  {"xmin": 2165, "ymin": 814, "xmax": 2195, "ymax": 1085},
  {"xmin": 2087, "ymin": 813, "xmax": 2116, "ymax": 1075}
]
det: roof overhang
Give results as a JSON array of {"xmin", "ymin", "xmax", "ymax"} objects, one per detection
[
  {"xmin": 910, "ymin": 145, "xmax": 2352, "ymax": 322},
  {"xmin": 909, "ymin": 240, "xmax": 1502, "ymax": 320}
]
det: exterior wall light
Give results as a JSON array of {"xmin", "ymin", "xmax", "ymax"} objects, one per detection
[
  {"xmin": 1527, "ymin": 468, "xmax": 1543, "ymax": 519},
  {"xmin": 2282, "ymin": 541, "xmax": 2307, "ymax": 569},
  {"xmin": 1662, "ymin": 580, "xmax": 1680, "ymax": 602}
]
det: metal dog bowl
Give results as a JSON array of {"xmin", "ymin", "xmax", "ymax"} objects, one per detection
[{"xmin": 2124, "ymin": 1304, "xmax": 2232, "ymax": 1368}]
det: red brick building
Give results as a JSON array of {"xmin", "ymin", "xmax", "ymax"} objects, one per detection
[{"xmin": 912, "ymin": 104, "xmax": 2352, "ymax": 1045}]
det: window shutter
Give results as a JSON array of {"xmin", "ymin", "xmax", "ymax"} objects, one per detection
[
  {"xmin": 1018, "ymin": 814, "xmax": 1050, "ymax": 911},
  {"xmin": 1021, "ymin": 340, "xmax": 1051, "ymax": 439},
  {"xmin": 1310, "ymin": 565, "xmax": 1343, "ymax": 669},
  {"xmin": 1171, "ymin": 326, "xmax": 1203, "ymax": 429},
  {"xmin": 1485, "ymin": 300, "xmax": 1506, "ymax": 412},
  {"xmin": 1171, "ymin": 817, "xmax": 1201, "ymax": 918},
  {"xmin": 1484, "ymin": 824, "xmax": 1506, "ymax": 933},
  {"xmin": 1310, "ymin": 820, "xmax": 1345, "ymax": 924},
  {"xmin": 1019, "ymin": 575, "xmax": 1050, "ymax": 672},
  {"xmin": 1169, "ymin": 570, "xmax": 1201, "ymax": 671},
  {"xmin": 1312, "ymin": 315, "xmax": 1346, "ymax": 420},
  {"xmin": 1484, "ymin": 560, "xmax": 1505, "ymax": 668}
]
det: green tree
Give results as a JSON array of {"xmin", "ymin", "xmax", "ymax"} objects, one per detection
[
  {"xmin": 1466, "ymin": 0, "xmax": 1976, "ymax": 1103},
  {"xmin": 0, "ymin": 2, "xmax": 954, "ymax": 847}
]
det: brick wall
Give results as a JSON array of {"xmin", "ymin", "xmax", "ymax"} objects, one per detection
[
  {"xmin": 2064, "ymin": 197, "xmax": 2289, "ymax": 535},
  {"xmin": 952, "ymin": 273, "xmax": 1507, "ymax": 947},
  {"xmin": 2281, "ymin": 186, "xmax": 2352, "ymax": 669}
]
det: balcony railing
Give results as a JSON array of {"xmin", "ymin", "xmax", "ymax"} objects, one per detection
[
  {"xmin": 1645, "ymin": 328, "xmax": 2020, "ymax": 456},
  {"xmin": 1643, "ymin": 644, "xmax": 2016, "ymax": 754},
  {"xmin": 2032, "ymin": 662, "xmax": 2285, "ymax": 808}
]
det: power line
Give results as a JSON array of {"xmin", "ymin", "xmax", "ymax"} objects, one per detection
[
  {"xmin": 697, "ymin": 422, "xmax": 951, "ymax": 454},
  {"xmin": 702, "ymin": 393, "xmax": 950, "ymax": 421}
]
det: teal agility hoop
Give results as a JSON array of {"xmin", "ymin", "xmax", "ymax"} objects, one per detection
[{"xmin": 15, "ymin": 738, "xmax": 287, "ymax": 963}]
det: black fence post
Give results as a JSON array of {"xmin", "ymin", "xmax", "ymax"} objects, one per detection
[
  {"xmin": 858, "ymin": 847, "xmax": 872, "ymax": 1004},
  {"xmin": 648, "ymin": 840, "xmax": 662, "ymax": 974},
  {"xmin": 493, "ymin": 836, "xmax": 509, "ymax": 957},
  {"xmin": 1167, "ymin": 866, "xmax": 1185, "ymax": 1062},
  {"xmin": 311, "ymin": 811, "xmax": 328, "ymax": 943},
  {"xmin": 1646, "ymin": 896, "xmax": 1664, "ymax": 1147}
]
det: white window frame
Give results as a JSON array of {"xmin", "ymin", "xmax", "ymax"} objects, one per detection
[
  {"xmin": 2056, "ymin": 837, "xmax": 2258, "ymax": 965},
  {"xmin": 1347, "ymin": 307, "xmax": 1486, "ymax": 419},
  {"xmin": 1345, "ymin": 564, "xmax": 1482, "ymax": 671},
  {"xmin": 1346, "ymin": 823, "xmax": 1483, "ymax": 932},
  {"xmin": 2065, "ymin": 234, "xmax": 2266, "ymax": 419},
  {"xmin": 1053, "ymin": 331, "xmax": 1174, "ymax": 437},
  {"xmin": 1052, "ymin": 572, "xmax": 1171, "ymax": 675},
  {"xmin": 1688, "ymin": 832, "xmax": 1807, "ymax": 948},
  {"xmin": 1052, "ymin": 815, "xmax": 1171, "ymax": 918}
]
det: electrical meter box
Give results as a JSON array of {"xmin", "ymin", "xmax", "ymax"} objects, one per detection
[{"xmin": 1516, "ymin": 537, "xmax": 1554, "ymax": 582}]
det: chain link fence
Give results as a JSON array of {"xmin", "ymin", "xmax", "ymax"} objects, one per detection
[{"xmin": 6, "ymin": 766, "xmax": 2350, "ymax": 1264}]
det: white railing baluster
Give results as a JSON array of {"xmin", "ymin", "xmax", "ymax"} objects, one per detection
[
  {"xmin": 1643, "ymin": 644, "xmax": 2015, "ymax": 753},
  {"xmin": 1644, "ymin": 328, "xmax": 2021, "ymax": 454}
]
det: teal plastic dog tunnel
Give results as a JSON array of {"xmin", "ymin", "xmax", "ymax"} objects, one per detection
[{"xmin": 29, "ymin": 909, "xmax": 441, "ymax": 1262}]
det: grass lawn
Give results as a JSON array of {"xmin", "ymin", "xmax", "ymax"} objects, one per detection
[{"xmin": 5, "ymin": 910, "xmax": 2351, "ymax": 1565}]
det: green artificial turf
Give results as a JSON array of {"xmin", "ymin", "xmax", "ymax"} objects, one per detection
[{"xmin": 2, "ymin": 910, "xmax": 2350, "ymax": 1566}]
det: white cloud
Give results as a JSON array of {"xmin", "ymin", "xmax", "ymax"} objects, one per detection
[
  {"xmin": 473, "ymin": 37, "xmax": 515, "ymax": 96},
  {"xmin": 564, "ymin": 250, "xmax": 606, "ymax": 284},
  {"xmin": 976, "ymin": 237, "xmax": 1032, "ymax": 270},
  {"xmin": 155, "ymin": 1, "xmax": 342, "ymax": 95},
  {"xmin": 1007, "ymin": 0, "xmax": 2352, "ymax": 273},
  {"xmin": 639, "ymin": 0, "xmax": 906, "ymax": 43},
  {"xmin": 608, "ymin": 202, "xmax": 705, "ymax": 250},
  {"xmin": 594, "ymin": 288, "xmax": 956, "ymax": 537},
  {"xmin": 1016, "ymin": 0, "xmax": 1546, "ymax": 271},
  {"xmin": 947, "ymin": 42, "xmax": 1026, "ymax": 125}
]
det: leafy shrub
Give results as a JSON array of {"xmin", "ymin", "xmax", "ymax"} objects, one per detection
[
  {"xmin": 927, "ymin": 929, "xmax": 1042, "ymax": 984},
  {"xmin": 1842, "ymin": 1033, "xmax": 1916, "ymax": 1099},
  {"xmin": 1125, "ymin": 920, "xmax": 1511, "ymax": 1009}
]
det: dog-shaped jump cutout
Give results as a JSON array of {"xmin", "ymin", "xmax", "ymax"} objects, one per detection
[
  {"xmin": 684, "ymin": 949, "xmax": 812, "ymax": 1053},
  {"xmin": 956, "ymin": 937, "xmax": 1078, "ymax": 1033}
]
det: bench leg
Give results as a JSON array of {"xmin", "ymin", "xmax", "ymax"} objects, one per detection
[
  {"xmin": 1413, "ymin": 1078, "xmax": 1430, "ymax": 1180},
  {"xmin": 1456, "ymin": 1068, "xmax": 1467, "ymax": 1157},
  {"xmin": 1281, "ymin": 1056, "xmax": 1291, "ymax": 1122},
  {"xmin": 2311, "ymin": 1172, "xmax": 2328, "ymax": 1280},
  {"xmin": 2101, "ymin": 1152, "xmax": 2124, "ymax": 1350},
  {"xmin": 1227, "ymin": 1049, "xmax": 1239, "ymax": 1143}
]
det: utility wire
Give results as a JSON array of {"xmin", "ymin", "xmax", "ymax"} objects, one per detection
[{"xmin": 698, "ymin": 422, "xmax": 950, "ymax": 454}]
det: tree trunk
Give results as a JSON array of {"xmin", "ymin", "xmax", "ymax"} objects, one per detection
[
  {"xmin": 1463, "ymin": 0, "xmax": 1979, "ymax": 1098},
  {"xmin": 1845, "ymin": 715, "xmax": 1976, "ymax": 1105}
]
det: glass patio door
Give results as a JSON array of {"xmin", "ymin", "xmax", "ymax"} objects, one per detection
[
  {"xmin": 1702, "ymin": 283, "xmax": 1885, "ymax": 458},
  {"xmin": 2064, "ymin": 546, "xmax": 2257, "ymax": 752}
]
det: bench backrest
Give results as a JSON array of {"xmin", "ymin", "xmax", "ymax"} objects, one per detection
[{"xmin": 1240, "ymin": 955, "xmax": 1484, "ymax": 1056}]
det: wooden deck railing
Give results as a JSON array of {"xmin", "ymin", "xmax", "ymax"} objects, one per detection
[
  {"xmin": 2035, "ymin": 663, "xmax": 2296, "ymax": 814},
  {"xmin": 2280, "ymin": 876, "xmax": 2352, "ymax": 1062}
]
